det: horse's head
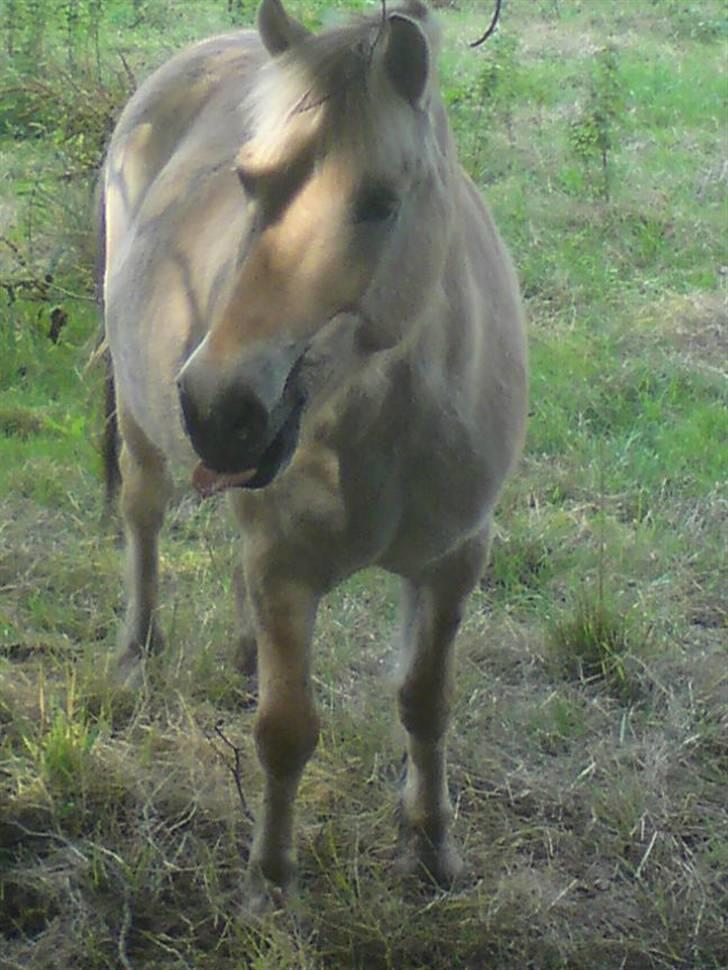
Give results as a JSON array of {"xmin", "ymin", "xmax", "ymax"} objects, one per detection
[{"xmin": 177, "ymin": 0, "xmax": 453, "ymax": 491}]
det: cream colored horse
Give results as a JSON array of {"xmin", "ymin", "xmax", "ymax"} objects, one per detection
[{"xmin": 101, "ymin": 0, "xmax": 527, "ymax": 906}]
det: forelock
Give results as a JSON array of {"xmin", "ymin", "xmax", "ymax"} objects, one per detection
[{"xmin": 243, "ymin": 3, "xmax": 437, "ymax": 171}]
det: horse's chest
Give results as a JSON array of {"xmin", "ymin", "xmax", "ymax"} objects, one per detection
[
  {"xmin": 337, "ymin": 416, "xmax": 493, "ymax": 574},
  {"xmin": 389, "ymin": 449, "xmax": 492, "ymax": 570}
]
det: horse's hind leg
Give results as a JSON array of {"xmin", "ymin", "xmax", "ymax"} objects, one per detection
[
  {"xmin": 396, "ymin": 527, "xmax": 491, "ymax": 885},
  {"xmin": 231, "ymin": 557, "xmax": 258, "ymax": 677},
  {"xmin": 115, "ymin": 404, "xmax": 172, "ymax": 685}
]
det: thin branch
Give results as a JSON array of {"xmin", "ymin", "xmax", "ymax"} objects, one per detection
[
  {"xmin": 371, "ymin": 0, "xmax": 387, "ymax": 57},
  {"xmin": 117, "ymin": 49, "xmax": 137, "ymax": 90},
  {"xmin": 209, "ymin": 719, "xmax": 253, "ymax": 820},
  {"xmin": 470, "ymin": 0, "xmax": 503, "ymax": 49}
]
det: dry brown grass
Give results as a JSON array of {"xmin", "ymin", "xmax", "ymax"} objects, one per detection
[{"xmin": 1, "ymin": 478, "xmax": 726, "ymax": 968}]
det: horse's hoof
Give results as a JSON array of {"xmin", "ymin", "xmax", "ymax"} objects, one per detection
[
  {"xmin": 112, "ymin": 645, "xmax": 146, "ymax": 689},
  {"xmin": 244, "ymin": 862, "xmax": 292, "ymax": 916},
  {"xmin": 245, "ymin": 882, "xmax": 287, "ymax": 917},
  {"xmin": 113, "ymin": 621, "xmax": 164, "ymax": 688},
  {"xmin": 395, "ymin": 834, "xmax": 464, "ymax": 888}
]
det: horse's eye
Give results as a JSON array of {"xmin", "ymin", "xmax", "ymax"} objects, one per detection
[{"xmin": 353, "ymin": 185, "xmax": 399, "ymax": 224}]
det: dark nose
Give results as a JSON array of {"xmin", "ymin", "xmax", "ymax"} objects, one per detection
[{"xmin": 177, "ymin": 376, "xmax": 269, "ymax": 473}]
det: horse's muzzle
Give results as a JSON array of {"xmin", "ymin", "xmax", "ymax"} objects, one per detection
[{"xmin": 177, "ymin": 356, "xmax": 306, "ymax": 491}]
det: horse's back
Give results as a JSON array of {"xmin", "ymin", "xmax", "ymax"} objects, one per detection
[{"xmin": 108, "ymin": 31, "xmax": 262, "ymax": 200}]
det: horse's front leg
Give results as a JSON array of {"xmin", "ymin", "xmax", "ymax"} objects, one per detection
[
  {"xmin": 396, "ymin": 528, "xmax": 491, "ymax": 884},
  {"xmin": 115, "ymin": 405, "xmax": 172, "ymax": 685},
  {"xmin": 241, "ymin": 555, "xmax": 321, "ymax": 908}
]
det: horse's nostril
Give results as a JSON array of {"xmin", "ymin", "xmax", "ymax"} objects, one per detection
[
  {"xmin": 177, "ymin": 377, "xmax": 192, "ymax": 414},
  {"xmin": 230, "ymin": 396, "xmax": 268, "ymax": 447},
  {"xmin": 231, "ymin": 418, "xmax": 252, "ymax": 443}
]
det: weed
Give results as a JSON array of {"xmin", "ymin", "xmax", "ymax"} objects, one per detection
[
  {"xmin": 548, "ymin": 590, "xmax": 650, "ymax": 702},
  {"xmin": 568, "ymin": 44, "xmax": 624, "ymax": 201},
  {"xmin": 0, "ymin": 403, "xmax": 45, "ymax": 437}
]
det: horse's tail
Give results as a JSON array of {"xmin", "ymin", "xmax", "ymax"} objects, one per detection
[
  {"xmin": 101, "ymin": 346, "xmax": 121, "ymax": 512},
  {"xmin": 94, "ymin": 175, "xmax": 121, "ymax": 512}
]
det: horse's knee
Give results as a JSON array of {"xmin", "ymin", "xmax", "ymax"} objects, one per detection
[
  {"xmin": 254, "ymin": 703, "xmax": 320, "ymax": 779},
  {"xmin": 120, "ymin": 452, "xmax": 169, "ymax": 525}
]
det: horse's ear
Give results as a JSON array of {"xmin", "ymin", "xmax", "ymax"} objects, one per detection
[
  {"xmin": 258, "ymin": 0, "xmax": 311, "ymax": 56},
  {"xmin": 382, "ymin": 14, "xmax": 430, "ymax": 106}
]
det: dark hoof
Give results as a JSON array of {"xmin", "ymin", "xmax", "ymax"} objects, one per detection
[{"xmin": 395, "ymin": 830, "xmax": 464, "ymax": 888}]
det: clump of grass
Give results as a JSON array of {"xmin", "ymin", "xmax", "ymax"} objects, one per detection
[
  {"xmin": 548, "ymin": 589, "xmax": 650, "ymax": 702},
  {"xmin": 486, "ymin": 529, "xmax": 553, "ymax": 596},
  {"xmin": 527, "ymin": 691, "xmax": 589, "ymax": 754},
  {"xmin": 25, "ymin": 704, "xmax": 98, "ymax": 800},
  {"xmin": 11, "ymin": 668, "xmax": 115, "ymax": 832},
  {"xmin": 0, "ymin": 403, "xmax": 46, "ymax": 437}
]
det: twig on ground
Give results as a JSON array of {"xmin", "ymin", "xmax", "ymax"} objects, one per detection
[{"xmin": 208, "ymin": 719, "xmax": 253, "ymax": 821}]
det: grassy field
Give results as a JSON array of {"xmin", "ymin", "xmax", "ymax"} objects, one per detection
[{"xmin": 1, "ymin": 0, "xmax": 726, "ymax": 967}]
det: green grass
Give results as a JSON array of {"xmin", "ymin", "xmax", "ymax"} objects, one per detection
[{"xmin": 1, "ymin": 1, "xmax": 727, "ymax": 967}]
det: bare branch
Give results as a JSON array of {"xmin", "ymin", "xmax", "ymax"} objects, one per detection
[
  {"xmin": 470, "ymin": 0, "xmax": 503, "ymax": 49},
  {"xmin": 209, "ymin": 719, "xmax": 253, "ymax": 821},
  {"xmin": 117, "ymin": 50, "xmax": 137, "ymax": 90}
]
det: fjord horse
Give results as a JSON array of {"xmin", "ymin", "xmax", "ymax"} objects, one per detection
[{"xmin": 101, "ymin": 0, "xmax": 527, "ymax": 905}]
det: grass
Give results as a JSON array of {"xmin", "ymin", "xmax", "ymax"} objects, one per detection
[{"xmin": 1, "ymin": 0, "xmax": 727, "ymax": 967}]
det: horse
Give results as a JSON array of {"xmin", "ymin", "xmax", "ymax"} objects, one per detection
[{"xmin": 100, "ymin": 0, "xmax": 527, "ymax": 907}]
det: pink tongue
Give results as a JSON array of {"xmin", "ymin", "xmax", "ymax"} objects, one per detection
[{"xmin": 192, "ymin": 461, "xmax": 257, "ymax": 498}]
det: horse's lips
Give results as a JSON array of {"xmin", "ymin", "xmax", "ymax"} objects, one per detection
[
  {"xmin": 192, "ymin": 462, "xmax": 257, "ymax": 498},
  {"xmin": 190, "ymin": 390, "xmax": 305, "ymax": 497}
]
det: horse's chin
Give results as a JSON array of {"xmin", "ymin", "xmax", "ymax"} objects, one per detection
[
  {"xmin": 192, "ymin": 462, "xmax": 257, "ymax": 497},
  {"xmin": 191, "ymin": 393, "xmax": 305, "ymax": 497}
]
